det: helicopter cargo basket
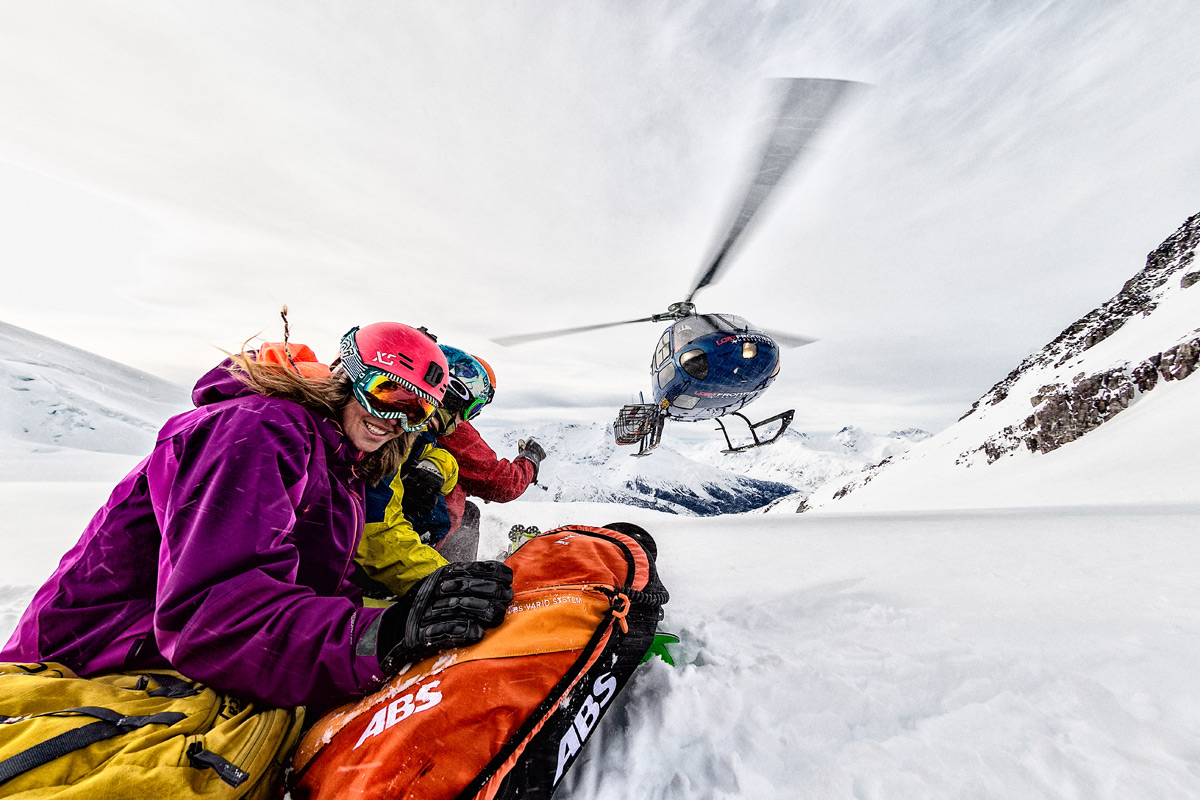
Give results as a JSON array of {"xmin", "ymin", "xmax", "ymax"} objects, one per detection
[{"xmin": 614, "ymin": 403, "xmax": 664, "ymax": 456}]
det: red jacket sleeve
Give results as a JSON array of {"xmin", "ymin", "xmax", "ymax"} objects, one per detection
[
  {"xmin": 441, "ymin": 422, "xmax": 535, "ymax": 503},
  {"xmin": 445, "ymin": 485, "xmax": 466, "ymax": 531}
]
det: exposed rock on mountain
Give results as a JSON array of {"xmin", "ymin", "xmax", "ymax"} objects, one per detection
[
  {"xmin": 962, "ymin": 213, "xmax": 1199, "ymax": 420},
  {"xmin": 966, "ymin": 213, "xmax": 1199, "ymax": 461},
  {"xmin": 1018, "ymin": 337, "xmax": 1197, "ymax": 456},
  {"xmin": 811, "ymin": 211, "xmax": 1200, "ymax": 510}
]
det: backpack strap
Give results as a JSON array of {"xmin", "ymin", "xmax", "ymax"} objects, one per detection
[
  {"xmin": 140, "ymin": 672, "xmax": 202, "ymax": 698},
  {"xmin": 187, "ymin": 742, "xmax": 251, "ymax": 787},
  {"xmin": 0, "ymin": 707, "xmax": 186, "ymax": 786}
]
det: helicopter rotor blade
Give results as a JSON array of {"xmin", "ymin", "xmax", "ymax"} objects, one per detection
[
  {"xmin": 761, "ymin": 327, "xmax": 820, "ymax": 349},
  {"xmin": 492, "ymin": 315, "xmax": 660, "ymax": 346},
  {"xmin": 685, "ymin": 77, "xmax": 859, "ymax": 305}
]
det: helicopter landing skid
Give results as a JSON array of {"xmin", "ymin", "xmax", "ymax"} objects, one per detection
[
  {"xmin": 716, "ymin": 409, "xmax": 795, "ymax": 453},
  {"xmin": 615, "ymin": 403, "xmax": 665, "ymax": 457}
]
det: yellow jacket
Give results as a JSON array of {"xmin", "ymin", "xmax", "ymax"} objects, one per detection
[{"xmin": 357, "ymin": 443, "xmax": 458, "ymax": 599}]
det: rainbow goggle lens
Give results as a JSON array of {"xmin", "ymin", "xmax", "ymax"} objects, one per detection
[
  {"xmin": 441, "ymin": 376, "xmax": 487, "ymax": 422},
  {"xmin": 351, "ymin": 368, "xmax": 438, "ymax": 430}
]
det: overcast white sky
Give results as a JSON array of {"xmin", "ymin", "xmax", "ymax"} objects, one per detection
[{"xmin": 1, "ymin": 0, "xmax": 1197, "ymax": 434}]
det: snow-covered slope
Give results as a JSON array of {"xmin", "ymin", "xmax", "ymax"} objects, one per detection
[
  {"xmin": 5, "ymin": 488, "xmax": 1200, "ymax": 799},
  {"xmin": 0, "ymin": 321, "xmax": 190, "ymax": 479},
  {"xmin": 810, "ymin": 213, "xmax": 1200, "ymax": 511},
  {"xmin": 471, "ymin": 420, "xmax": 930, "ymax": 515},
  {"xmin": 475, "ymin": 420, "xmax": 798, "ymax": 514}
]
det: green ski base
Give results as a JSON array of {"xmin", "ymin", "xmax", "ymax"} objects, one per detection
[{"xmin": 641, "ymin": 631, "xmax": 681, "ymax": 666}]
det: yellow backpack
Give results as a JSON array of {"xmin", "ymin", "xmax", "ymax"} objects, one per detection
[{"xmin": 0, "ymin": 662, "xmax": 304, "ymax": 799}]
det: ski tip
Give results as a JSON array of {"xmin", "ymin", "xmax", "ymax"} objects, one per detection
[{"xmin": 641, "ymin": 631, "xmax": 682, "ymax": 667}]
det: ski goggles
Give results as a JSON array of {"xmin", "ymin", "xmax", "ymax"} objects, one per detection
[
  {"xmin": 350, "ymin": 367, "xmax": 439, "ymax": 430},
  {"xmin": 441, "ymin": 375, "xmax": 487, "ymax": 421}
]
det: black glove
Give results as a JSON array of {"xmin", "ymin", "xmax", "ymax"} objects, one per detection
[
  {"xmin": 516, "ymin": 438, "xmax": 547, "ymax": 481},
  {"xmin": 401, "ymin": 459, "xmax": 443, "ymax": 518},
  {"xmin": 377, "ymin": 561, "xmax": 514, "ymax": 673}
]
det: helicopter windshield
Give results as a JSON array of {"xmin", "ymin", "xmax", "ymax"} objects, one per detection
[{"xmin": 673, "ymin": 314, "xmax": 757, "ymax": 349}]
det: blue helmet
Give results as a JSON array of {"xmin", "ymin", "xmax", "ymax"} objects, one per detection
[{"xmin": 439, "ymin": 345, "xmax": 496, "ymax": 421}]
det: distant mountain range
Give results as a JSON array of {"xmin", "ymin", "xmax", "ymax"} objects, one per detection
[
  {"xmin": 0, "ymin": 319, "xmax": 932, "ymax": 511},
  {"xmin": 470, "ymin": 421, "xmax": 931, "ymax": 515}
]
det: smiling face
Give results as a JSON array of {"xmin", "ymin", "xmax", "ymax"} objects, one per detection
[{"xmin": 340, "ymin": 398, "xmax": 404, "ymax": 453}]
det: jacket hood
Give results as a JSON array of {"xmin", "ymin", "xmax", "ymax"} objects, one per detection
[
  {"xmin": 188, "ymin": 356, "xmax": 363, "ymax": 467},
  {"xmin": 190, "ymin": 358, "xmax": 260, "ymax": 408}
]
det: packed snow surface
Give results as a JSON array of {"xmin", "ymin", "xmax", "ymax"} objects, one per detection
[{"xmin": 3, "ymin": 462, "xmax": 1199, "ymax": 798}]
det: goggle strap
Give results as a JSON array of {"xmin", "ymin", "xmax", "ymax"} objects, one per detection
[{"xmin": 339, "ymin": 327, "xmax": 367, "ymax": 381}]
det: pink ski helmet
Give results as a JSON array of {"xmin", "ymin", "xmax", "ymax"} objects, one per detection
[{"xmin": 338, "ymin": 323, "xmax": 449, "ymax": 430}]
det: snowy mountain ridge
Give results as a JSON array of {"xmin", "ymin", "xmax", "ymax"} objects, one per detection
[
  {"xmin": 0, "ymin": 320, "xmax": 190, "ymax": 479},
  {"xmin": 810, "ymin": 212, "xmax": 1200, "ymax": 511},
  {"xmin": 967, "ymin": 212, "xmax": 1200, "ymax": 415},
  {"xmin": 964, "ymin": 211, "xmax": 1199, "ymax": 460}
]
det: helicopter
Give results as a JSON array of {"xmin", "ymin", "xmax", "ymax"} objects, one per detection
[{"xmin": 494, "ymin": 77, "xmax": 858, "ymax": 456}]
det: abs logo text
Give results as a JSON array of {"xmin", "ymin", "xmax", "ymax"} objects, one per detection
[
  {"xmin": 553, "ymin": 671, "xmax": 618, "ymax": 782},
  {"xmin": 354, "ymin": 680, "xmax": 443, "ymax": 749}
]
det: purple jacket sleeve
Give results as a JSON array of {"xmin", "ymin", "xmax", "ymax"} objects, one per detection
[{"xmin": 144, "ymin": 400, "xmax": 387, "ymax": 707}]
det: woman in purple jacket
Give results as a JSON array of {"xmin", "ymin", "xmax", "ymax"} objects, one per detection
[{"xmin": 1, "ymin": 322, "xmax": 513, "ymax": 709}]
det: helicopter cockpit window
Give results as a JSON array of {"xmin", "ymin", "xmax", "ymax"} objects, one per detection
[
  {"xmin": 654, "ymin": 331, "xmax": 672, "ymax": 369},
  {"xmin": 673, "ymin": 317, "xmax": 717, "ymax": 348},
  {"xmin": 716, "ymin": 314, "xmax": 756, "ymax": 332},
  {"xmin": 674, "ymin": 315, "xmax": 757, "ymax": 349},
  {"xmin": 656, "ymin": 361, "xmax": 676, "ymax": 389},
  {"xmin": 679, "ymin": 349, "xmax": 709, "ymax": 380}
]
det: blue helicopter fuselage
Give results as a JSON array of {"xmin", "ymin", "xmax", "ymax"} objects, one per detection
[{"xmin": 647, "ymin": 314, "xmax": 781, "ymax": 422}]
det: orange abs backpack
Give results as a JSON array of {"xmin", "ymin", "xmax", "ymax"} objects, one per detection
[{"xmin": 288, "ymin": 523, "xmax": 668, "ymax": 800}]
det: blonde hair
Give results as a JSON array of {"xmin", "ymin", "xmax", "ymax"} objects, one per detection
[{"xmin": 225, "ymin": 347, "xmax": 414, "ymax": 484}]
